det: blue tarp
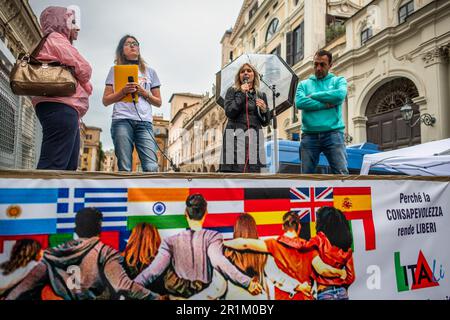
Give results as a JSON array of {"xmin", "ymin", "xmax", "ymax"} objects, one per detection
[{"xmin": 265, "ymin": 140, "xmax": 388, "ymax": 174}]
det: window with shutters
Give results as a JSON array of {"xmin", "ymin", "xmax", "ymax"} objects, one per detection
[
  {"xmin": 270, "ymin": 44, "xmax": 281, "ymax": 57},
  {"xmin": 286, "ymin": 22, "xmax": 304, "ymax": 66},
  {"xmin": 293, "ymin": 23, "xmax": 304, "ymax": 64}
]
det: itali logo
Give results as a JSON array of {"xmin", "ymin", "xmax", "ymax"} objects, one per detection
[{"xmin": 394, "ymin": 250, "xmax": 444, "ymax": 292}]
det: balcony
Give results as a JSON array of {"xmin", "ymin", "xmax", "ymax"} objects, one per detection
[{"xmin": 326, "ymin": 23, "xmax": 346, "ymax": 44}]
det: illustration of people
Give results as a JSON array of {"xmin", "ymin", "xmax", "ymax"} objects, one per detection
[
  {"xmin": 224, "ymin": 211, "xmax": 346, "ymax": 300},
  {"xmin": 5, "ymin": 208, "xmax": 160, "ymax": 300},
  {"xmin": 134, "ymin": 194, "xmax": 263, "ymax": 299}
]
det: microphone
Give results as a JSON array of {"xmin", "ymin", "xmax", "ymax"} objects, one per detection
[
  {"xmin": 243, "ymin": 76, "xmax": 249, "ymax": 97},
  {"xmin": 128, "ymin": 76, "xmax": 136, "ymax": 103}
]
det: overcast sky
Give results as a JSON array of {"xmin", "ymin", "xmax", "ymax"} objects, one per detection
[{"xmin": 29, "ymin": 0, "xmax": 242, "ymax": 150}]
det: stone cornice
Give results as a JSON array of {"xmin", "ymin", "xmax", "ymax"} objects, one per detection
[
  {"xmin": 422, "ymin": 44, "xmax": 449, "ymax": 66},
  {"xmin": 328, "ymin": 0, "xmax": 363, "ymax": 18},
  {"xmin": 0, "ymin": 0, "xmax": 41, "ymax": 55}
]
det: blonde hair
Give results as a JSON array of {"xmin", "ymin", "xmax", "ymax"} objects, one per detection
[
  {"xmin": 234, "ymin": 63, "xmax": 261, "ymax": 92},
  {"xmin": 123, "ymin": 223, "xmax": 161, "ymax": 273}
]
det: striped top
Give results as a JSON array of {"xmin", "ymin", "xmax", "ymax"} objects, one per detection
[{"xmin": 134, "ymin": 229, "xmax": 251, "ymax": 289}]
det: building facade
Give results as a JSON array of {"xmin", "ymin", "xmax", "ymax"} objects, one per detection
[
  {"xmin": 153, "ymin": 115, "xmax": 170, "ymax": 172},
  {"xmin": 79, "ymin": 125, "xmax": 102, "ymax": 172},
  {"xmin": 0, "ymin": 0, "xmax": 42, "ymax": 169},
  {"xmin": 223, "ymin": 0, "xmax": 450, "ymax": 151},
  {"xmin": 335, "ymin": 0, "xmax": 449, "ymax": 150},
  {"xmin": 168, "ymin": 93, "xmax": 204, "ymax": 171},
  {"xmin": 101, "ymin": 149, "xmax": 117, "ymax": 172},
  {"xmin": 179, "ymin": 93, "xmax": 227, "ymax": 173},
  {"xmin": 168, "ymin": 0, "xmax": 450, "ymax": 173}
]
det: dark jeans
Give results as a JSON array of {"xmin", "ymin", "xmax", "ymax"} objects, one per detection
[
  {"xmin": 300, "ymin": 131, "xmax": 349, "ymax": 174},
  {"xmin": 317, "ymin": 286, "xmax": 349, "ymax": 300},
  {"xmin": 35, "ymin": 102, "xmax": 80, "ymax": 170}
]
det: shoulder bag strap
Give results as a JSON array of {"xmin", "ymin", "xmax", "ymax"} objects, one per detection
[{"xmin": 30, "ymin": 34, "xmax": 50, "ymax": 58}]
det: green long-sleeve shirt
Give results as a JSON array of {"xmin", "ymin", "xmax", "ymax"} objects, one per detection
[{"xmin": 295, "ymin": 73, "xmax": 347, "ymax": 133}]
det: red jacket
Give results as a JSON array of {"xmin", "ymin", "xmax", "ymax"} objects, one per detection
[
  {"xmin": 278, "ymin": 232, "xmax": 355, "ymax": 287},
  {"xmin": 308, "ymin": 232, "xmax": 355, "ymax": 287},
  {"xmin": 265, "ymin": 236, "xmax": 317, "ymax": 300}
]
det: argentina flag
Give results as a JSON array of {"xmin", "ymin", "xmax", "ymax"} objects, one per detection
[
  {"xmin": 0, "ymin": 188, "xmax": 69, "ymax": 236},
  {"xmin": 56, "ymin": 188, "xmax": 128, "ymax": 234}
]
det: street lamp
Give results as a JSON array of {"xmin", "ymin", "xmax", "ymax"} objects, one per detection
[{"xmin": 400, "ymin": 102, "xmax": 436, "ymax": 127}]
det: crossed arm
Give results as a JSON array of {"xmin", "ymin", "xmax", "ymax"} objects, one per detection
[
  {"xmin": 309, "ymin": 77, "xmax": 348, "ymax": 105},
  {"xmin": 295, "ymin": 77, "xmax": 348, "ymax": 111}
]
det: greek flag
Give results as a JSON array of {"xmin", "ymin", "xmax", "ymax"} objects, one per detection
[{"xmin": 56, "ymin": 188, "xmax": 128, "ymax": 234}]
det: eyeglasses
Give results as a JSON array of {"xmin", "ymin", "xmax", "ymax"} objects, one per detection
[{"xmin": 124, "ymin": 41, "xmax": 140, "ymax": 48}]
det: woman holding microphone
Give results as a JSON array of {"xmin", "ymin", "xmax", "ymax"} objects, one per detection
[
  {"xmin": 219, "ymin": 63, "xmax": 270, "ymax": 173},
  {"xmin": 103, "ymin": 35, "xmax": 162, "ymax": 172}
]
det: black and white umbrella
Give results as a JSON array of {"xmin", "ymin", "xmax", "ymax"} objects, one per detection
[
  {"xmin": 215, "ymin": 53, "xmax": 298, "ymax": 115},
  {"xmin": 215, "ymin": 53, "xmax": 299, "ymax": 173}
]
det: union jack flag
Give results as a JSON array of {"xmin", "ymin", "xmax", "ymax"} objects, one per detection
[{"xmin": 289, "ymin": 187, "xmax": 334, "ymax": 222}]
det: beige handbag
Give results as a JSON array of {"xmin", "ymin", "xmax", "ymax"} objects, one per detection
[{"xmin": 9, "ymin": 34, "xmax": 77, "ymax": 97}]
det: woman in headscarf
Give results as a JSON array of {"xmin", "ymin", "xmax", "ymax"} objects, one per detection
[{"xmin": 33, "ymin": 6, "xmax": 93, "ymax": 170}]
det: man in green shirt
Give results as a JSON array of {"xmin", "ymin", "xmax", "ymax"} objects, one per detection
[{"xmin": 295, "ymin": 49, "xmax": 349, "ymax": 174}]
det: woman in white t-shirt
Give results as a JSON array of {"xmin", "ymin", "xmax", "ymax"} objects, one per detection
[{"xmin": 103, "ymin": 35, "xmax": 162, "ymax": 172}]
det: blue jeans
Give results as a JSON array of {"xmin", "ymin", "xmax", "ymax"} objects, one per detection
[
  {"xmin": 111, "ymin": 119, "xmax": 158, "ymax": 172},
  {"xmin": 300, "ymin": 131, "xmax": 349, "ymax": 174},
  {"xmin": 317, "ymin": 286, "xmax": 349, "ymax": 300}
]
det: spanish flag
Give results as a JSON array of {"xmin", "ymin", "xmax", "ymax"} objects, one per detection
[{"xmin": 333, "ymin": 187, "xmax": 376, "ymax": 251}]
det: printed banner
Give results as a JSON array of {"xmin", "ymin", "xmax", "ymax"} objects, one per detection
[{"xmin": 0, "ymin": 175, "xmax": 449, "ymax": 300}]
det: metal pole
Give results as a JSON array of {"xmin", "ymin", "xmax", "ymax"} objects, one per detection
[{"xmin": 272, "ymin": 85, "xmax": 279, "ymax": 174}]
